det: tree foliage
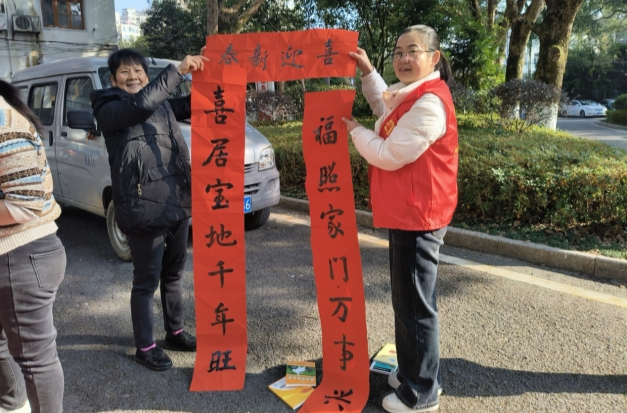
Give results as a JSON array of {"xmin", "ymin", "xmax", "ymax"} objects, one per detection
[{"xmin": 140, "ymin": 0, "xmax": 207, "ymax": 59}]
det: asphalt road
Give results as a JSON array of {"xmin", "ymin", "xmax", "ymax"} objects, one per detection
[
  {"xmin": 556, "ymin": 117, "xmax": 627, "ymax": 149},
  {"xmin": 52, "ymin": 205, "xmax": 627, "ymax": 413}
]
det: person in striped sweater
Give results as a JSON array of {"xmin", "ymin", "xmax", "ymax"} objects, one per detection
[{"xmin": 0, "ymin": 80, "xmax": 65, "ymax": 413}]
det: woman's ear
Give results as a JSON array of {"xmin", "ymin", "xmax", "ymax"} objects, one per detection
[
  {"xmin": 431, "ymin": 50, "xmax": 441, "ymax": 67},
  {"xmin": 109, "ymin": 73, "xmax": 117, "ymax": 87}
]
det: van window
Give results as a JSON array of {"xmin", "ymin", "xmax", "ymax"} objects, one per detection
[
  {"xmin": 97, "ymin": 66, "xmax": 191, "ymax": 99},
  {"xmin": 64, "ymin": 77, "xmax": 94, "ymax": 124},
  {"xmin": 17, "ymin": 87, "xmax": 28, "ymax": 103},
  {"xmin": 28, "ymin": 83, "xmax": 58, "ymax": 126}
]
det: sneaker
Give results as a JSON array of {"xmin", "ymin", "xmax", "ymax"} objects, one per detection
[
  {"xmin": 135, "ymin": 346, "xmax": 173, "ymax": 371},
  {"xmin": 0, "ymin": 400, "xmax": 30, "ymax": 413},
  {"xmin": 165, "ymin": 331, "xmax": 197, "ymax": 352},
  {"xmin": 382, "ymin": 393, "xmax": 439, "ymax": 413},
  {"xmin": 388, "ymin": 370, "xmax": 442, "ymax": 395}
]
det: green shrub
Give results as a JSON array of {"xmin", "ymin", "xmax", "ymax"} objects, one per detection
[
  {"xmin": 606, "ymin": 109, "xmax": 627, "ymax": 126},
  {"xmin": 256, "ymin": 117, "xmax": 627, "ymax": 229},
  {"xmin": 613, "ymin": 94, "xmax": 627, "ymax": 110}
]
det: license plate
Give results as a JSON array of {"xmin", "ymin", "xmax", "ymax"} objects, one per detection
[{"xmin": 244, "ymin": 195, "xmax": 252, "ymax": 213}]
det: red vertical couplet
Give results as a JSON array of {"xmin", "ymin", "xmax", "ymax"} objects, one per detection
[
  {"xmin": 189, "ymin": 64, "xmax": 248, "ymax": 391},
  {"xmin": 299, "ymin": 90, "xmax": 370, "ymax": 413}
]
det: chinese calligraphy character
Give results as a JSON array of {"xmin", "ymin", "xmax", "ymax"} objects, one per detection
[
  {"xmin": 320, "ymin": 204, "xmax": 344, "ymax": 238},
  {"xmin": 208, "ymin": 260, "xmax": 233, "ymax": 288},
  {"xmin": 219, "ymin": 43, "xmax": 239, "ymax": 65},
  {"xmin": 281, "ymin": 45, "xmax": 304, "ymax": 68},
  {"xmin": 249, "ymin": 44, "xmax": 268, "ymax": 71},
  {"xmin": 208, "ymin": 350, "xmax": 236, "ymax": 372},
  {"xmin": 205, "ymin": 178, "xmax": 234, "ymax": 210},
  {"xmin": 333, "ymin": 334, "xmax": 354, "ymax": 371},
  {"xmin": 330, "ymin": 297, "xmax": 352, "ymax": 322},
  {"xmin": 329, "ymin": 256, "xmax": 348, "ymax": 282},
  {"xmin": 317, "ymin": 38, "xmax": 339, "ymax": 65},
  {"xmin": 323, "ymin": 389, "xmax": 353, "ymax": 411},
  {"xmin": 205, "ymin": 224, "xmax": 238, "ymax": 248},
  {"xmin": 202, "ymin": 138, "xmax": 229, "ymax": 167},
  {"xmin": 204, "ymin": 85, "xmax": 235, "ymax": 124},
  {"xmin": 211, "ymin": 302, "xmax": 235, "ymax": 335},
  {"xmin": 313, "ymin": 116, "xmax": 338, "ymax": 145},
  {"xmin": 318, "ymin": 161, "xmax": 340, "ymax": 192}
]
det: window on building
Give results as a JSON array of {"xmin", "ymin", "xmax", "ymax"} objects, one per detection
[
  {"xmin": 0, "ymin": 1, "xmax": 5, "ymax": 14},
  {"xmin": 28, "ymin": 83, "xmax": 58, "ymax": 126},
  {"xmin": 41, "ymin": 0, "xmax": 84, "ymax": 29},
  {"xmin": 63, "ymin": 77, "xmax": 94, "ymax": 124}
]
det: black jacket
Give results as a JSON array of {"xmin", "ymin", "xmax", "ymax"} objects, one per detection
[{"xmin": 91, "ymin": 64, "xmax": 192, "ymax": 234}]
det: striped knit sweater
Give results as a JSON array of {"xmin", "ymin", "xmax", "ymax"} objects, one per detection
[{"xmin": 0, "ymin": 96, "xmax": 61, "ymax": 254}]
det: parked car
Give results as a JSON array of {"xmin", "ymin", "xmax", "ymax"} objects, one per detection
[
  {"xmin": 599, "ymin": 99, "xmax": 615, "ymax": 110},
  {"xmin": 561, "ymin": 100, "xmax": 607, "ymax": 118},
  {"xmin": 11, "ymin": 57, "xmax": 280, "ymax": 261}
]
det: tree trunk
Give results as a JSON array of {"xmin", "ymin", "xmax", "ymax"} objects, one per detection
[
  {"xmin": 533, "ymin": 0, "xmax": 585, "ymax": 129},
  {"xmin": 504, "ymin": 0, "xmax": 545, "ymax": 81},
  {"xmin": 207, "ymin": 0, "xmax": 218, "ymax": 36}
]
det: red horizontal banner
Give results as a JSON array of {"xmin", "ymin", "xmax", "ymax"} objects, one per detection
[{"xmin": 204, "ymin": 29, "xmax": 359, "ymax": 82}]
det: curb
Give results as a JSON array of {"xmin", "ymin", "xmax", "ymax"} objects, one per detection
[
  {"xmin": 277, "ymin": 196, "xmax": 627, "ymax": 282},
  {"xmin": 596, "ymin": 120, "xmax": 627, "ymax": 132}
]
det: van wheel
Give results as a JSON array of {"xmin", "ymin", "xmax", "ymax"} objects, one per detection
[
  {"xmin": 106, "ymin": 200, "xmax": 132, "ymax": 261},
  {"xmin": 245, "ymin": 207, "xmax": 271, "ymax": 230}
]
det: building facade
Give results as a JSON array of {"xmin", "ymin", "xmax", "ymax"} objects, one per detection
[
  {"xmin": 115, "ymin": 9, "xmax": 146, "ymax": 43},
  {"xmin": 0, "ymin": 0, "xmax": 117, "ymax": 80}
]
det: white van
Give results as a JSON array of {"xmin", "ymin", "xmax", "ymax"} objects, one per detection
[{"xmin": 11, "ymin": 57, "xmax": 281, "ymax": 260}]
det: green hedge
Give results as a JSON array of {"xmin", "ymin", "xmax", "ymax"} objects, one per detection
[
  {"xmin": 256, "ymin": 115, "xmax": 627, "ymax": 229},
  {"xmin": 606, "ymin": 109, "xmax": 627, "ymax": 126}
]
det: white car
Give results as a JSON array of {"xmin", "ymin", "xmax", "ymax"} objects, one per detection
[{"xmin": 561, "ymin": 100, "xmax": 607, "ymax": 118}]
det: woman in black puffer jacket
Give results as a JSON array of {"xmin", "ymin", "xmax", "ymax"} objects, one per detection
[{"xmin": 91, "ymin": 49, "xmax": 207, "ymax": 371}]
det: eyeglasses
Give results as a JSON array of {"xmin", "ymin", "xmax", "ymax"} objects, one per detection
[{"xmin": 392, "ymin": 49, "xmax": 433, "ymax": 62}]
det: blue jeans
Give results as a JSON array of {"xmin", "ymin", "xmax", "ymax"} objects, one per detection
[
  {"xmin": 0, "ymin": 233, "xmax": 66, "ymax": 413},
  {"xmin": 389, "ymin": 227, "xmax": 446, "ymax": 410},
  {"xmin": 125, "ymin": 219, "xmax": 189, "ymax": 348}
]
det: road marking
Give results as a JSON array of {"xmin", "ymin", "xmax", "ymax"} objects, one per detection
[{"xmin": 271, "ymin": 212, "xmax": 627, "ymax": 309}]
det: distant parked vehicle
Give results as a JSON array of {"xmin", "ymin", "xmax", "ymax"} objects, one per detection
[
  {"xmin": 561, "ymin": 100, "xmax": 607, "ymax": 118},
  {"xmin": 599, "ymin": 99, "xmax": 615, "ymax": 110}
]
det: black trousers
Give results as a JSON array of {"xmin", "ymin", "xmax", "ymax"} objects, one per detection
[{"xmin": 125, "ymin": 219, "xmax": 190, "ymax": 348}]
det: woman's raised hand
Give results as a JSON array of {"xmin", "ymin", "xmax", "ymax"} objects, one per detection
[
  {"xmin": 348, "ymin": 47, "xmax": 374, "ymax": 76},
  {"xmin": 177, "ymin": 54, "xmax": 210, "ymax": 75}
]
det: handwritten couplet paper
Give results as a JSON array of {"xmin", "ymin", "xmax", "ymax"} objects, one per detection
[
  {"xmin": 189, "ymin": 63, "xmax": 248, "ymax": 391},
  {"xmin": 299, "ymin": 90, "xmax": 370, "ymax": 413},
  {"xmin": 204, "ymin": 29, "xmax": 359, "ymax": 82}
]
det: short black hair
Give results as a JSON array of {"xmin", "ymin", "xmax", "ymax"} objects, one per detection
[{"xmin": 108, "ymin": 48, "xmax": 148, "ymax": 77}]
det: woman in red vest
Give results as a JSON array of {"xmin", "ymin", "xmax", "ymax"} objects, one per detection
[{"xmin": 343, "ymin": 25, "xmax": 458, "ymax": 413}]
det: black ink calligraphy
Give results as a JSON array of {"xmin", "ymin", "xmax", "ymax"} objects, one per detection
[
  {"xmin": 328, "ymin": 256, "xmax": 348, "ymax": 282},
  {"xmin": 318, "ymin": 161, "xmax": 340, "ymax": 192},
  {"xmin": 281, "ymin": 45, "xmax": 304, "ymax": 68},
  {"xmin": 205, "ymin": 178, "xmax": 234, "ymax": 210},
  {"xmin": 249, "ymin": 44, "xmax": 268, "ymax": 71},
  {"xmin": 317, "ymin": 38, "xmax": 338, "ymax": 65},
  {"xmin": 330, "ymin": 297, "xmax": 352, "ymax": 322},
  {"xmin": 323, "ymin": 389, "xmax": 354, "ymax": 411},
  {"xmin": 333, "ymin": 334, "xmax": 354, "ymax": 371},
  {"xmin": 320, "ymin": 204, "xmax": 344, "ymax": 238},
  {"xmin": 211, "ymin": 302, "xmax": 235, "ymax": 335},
  {"xmin": 314, "ymin": 116, "xmax": 338, "ymax": 145},
  {"xmin": 205, "ymin": 224, "xmax": 238, "ymax": 248},
  {"xmin": 202, "ymin": 138, "xmax": 229, "ymax": 167},
  {"xmin": 208, "ymin": 350, "xmax": 237, "ymax": 372},
  {"xmin": 208, "ymin": 260, "xmax": 233, "ymax": 288},
  {"xmin": 204, "ymin": 85, "xmax": 235, "ymax": 124},
  {"xmin": 219, "ymin": 43, "xmax": 239, "ymax": 65}
]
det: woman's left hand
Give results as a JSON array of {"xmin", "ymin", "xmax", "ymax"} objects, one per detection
[{"xmin": 342, "ymin": 117, "xmax": 362, "ymax": 132}]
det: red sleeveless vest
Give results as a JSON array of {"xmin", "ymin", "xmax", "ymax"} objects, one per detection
[{"xmin": 369, "ymin": 78, "xmax": 458, "ymax": 231}]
